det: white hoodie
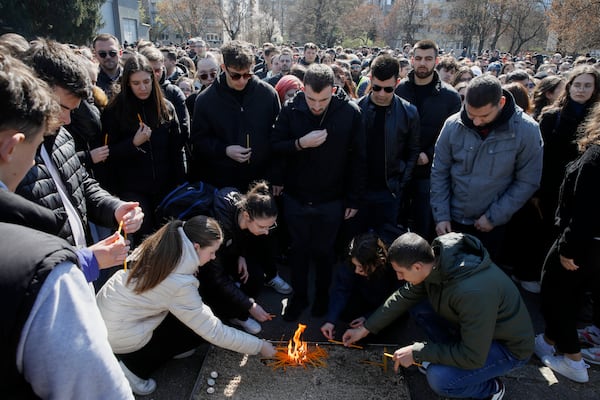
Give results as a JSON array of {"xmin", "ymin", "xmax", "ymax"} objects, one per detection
[{"xmin": 96, "ymin": 227, "xmax": 263, "ymax": 355}]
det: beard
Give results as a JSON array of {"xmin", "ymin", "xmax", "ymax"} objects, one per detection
[{"xmin": 414, "ymin": 67, "xmax": 434, "ymax": 80}]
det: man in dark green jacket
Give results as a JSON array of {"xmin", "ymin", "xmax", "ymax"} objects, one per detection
[{"xmin": 343, "ymin": 232, "xmax": 533, "ymax": 399}]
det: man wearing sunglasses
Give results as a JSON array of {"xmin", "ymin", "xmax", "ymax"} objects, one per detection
[
  {"xmin": 189, "ymin": 40, "xmax": 280, "ymax": 192},
  {"xmin": 395, "ymin": 40, "xmax": 461, "ymax": 241},
  {"xmin": 93, "ymin": 33, "xmax": 122, "ymax": 99},
  {"xmin": 355, "ymin": 54, "xmax": 420, "ymax": 234}
]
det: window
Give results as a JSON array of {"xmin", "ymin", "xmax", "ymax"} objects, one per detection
[{"xmin": 122, "ymin": 18, "xmax": 138, "ymax": 44}]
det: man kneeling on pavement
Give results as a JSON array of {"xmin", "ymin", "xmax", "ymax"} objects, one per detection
[{"xmin": 343, "ymin": 232, "xmax": 533, "ymax": 400}]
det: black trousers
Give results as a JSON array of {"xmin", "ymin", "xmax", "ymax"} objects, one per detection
[
  {"xmin": 284, "ymin": 195, "xmax": 343, "ymax": 304},
  {"xmin": 117, "ymin": 313, "xmax": 204, "ymax": 378},
  {"xmin": 541, "ymin": 239, "xmax": 600, "ymax": 354}
]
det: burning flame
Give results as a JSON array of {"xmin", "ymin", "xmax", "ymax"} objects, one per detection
[{"xmin": 265, "ymin": 323, "xmax": 328, "ymax": 370}]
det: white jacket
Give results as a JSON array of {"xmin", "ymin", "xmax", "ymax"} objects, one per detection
[{"xmin": 96, "ymin": 227, "xmax": 263, "ymax": 355}]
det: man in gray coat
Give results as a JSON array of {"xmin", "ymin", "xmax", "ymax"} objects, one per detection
[{"xmin": 430, "ymin": 75, "xmax": 543, "ymax": 260}]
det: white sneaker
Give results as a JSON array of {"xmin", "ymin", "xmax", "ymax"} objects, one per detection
[
  {"xmin": 511, "ymin": 275, "xmax": 541, "ymax": 294},
  {"xmin": 534, "ymin": 333, "xmax": 555, "ymax": 360},
  {"xmin": 520, "ymin": 280, "xmax": 541, "ymax": 294},
  {"xmin": 581, "ymin": 347, "xmax": 600, "ymax": 365},
  {"xmin": 119, "ymin": 361, "xmax": 157, "ymax": 395},
  {"xmin": 542, "ymin": 355, "xmax": 589, "ymax": 383},
  {"xmin": 578, "ymin": 325, "xmax": 600, "ymax": 346},
  {"xmin": 266, "ymin": 274, "xmax": 293, "ymax": 294},
  {"xmin": 230, "ymin": 317, "xmax": 262, "ymax": 334},
  {"xmin": 490, "ymin": 378, "xmax": 505, "ymax": 400}
]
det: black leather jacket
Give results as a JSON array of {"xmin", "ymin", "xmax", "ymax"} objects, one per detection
[{"xmin": 357, "ymin": 94, "xmax": 421, "ymax": 199}]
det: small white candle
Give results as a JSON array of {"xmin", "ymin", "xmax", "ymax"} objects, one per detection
[
  {"xmin": 207, "ymin": 387, "xmax": 215, "ymax": 394},
  {"xmin": 210, "ymin": 371, "xmax": 218, "ymax": 379},
  {"xmin": 207, "ymin": 378, "xmax": 216, "ymax": 386}
]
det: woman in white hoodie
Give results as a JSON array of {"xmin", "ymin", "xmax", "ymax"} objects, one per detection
[{"xmin": 96, "ymin": 215, "xmax": 276, "ymax": 395}]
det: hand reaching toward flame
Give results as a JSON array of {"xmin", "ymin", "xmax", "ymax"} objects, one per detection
[
  {"xmin": 320, "ymin": 322, "xmax": 335, "ymax": 340},
  {"xmin": 342, "ymin": 325, "xmax": 369, "ymax": 347},
  {"xmin": 260, "ymin": 340, "xmax": 276, "ymax": 358}
]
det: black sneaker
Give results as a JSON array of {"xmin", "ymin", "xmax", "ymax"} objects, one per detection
[{"xmin": 283, "ymin": 298, "xmax": 307, "ymax": 322}]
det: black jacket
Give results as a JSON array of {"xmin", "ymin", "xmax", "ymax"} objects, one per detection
[
  {"xmin": 189, "ymin": 72, "xmax": 281, "ymax": 190},
  {"xmin": 64, "ymin": 99, "xmax": 108, "ymax": 185},
  {"xmin": 271, "ymin": 87, "xmax": 366, "ymax": 208},
  {"xmin": 357, "ymin": 94, "xmax": 421, "ymax": 199},
  {"xmin": 538, "ymin": 100, "xmax": 593, "ymax": 219},
  {"xmin": 101, "ymin": 97, "xmax": 185, "ymax": 198},
  {"xmin": 16, "ymin": 128, "xmax": 123, "ymax": 245},
  {"xmin": 160, "ymin": 71, "xmax": 190, "ymax": 140},
  {"xmin": 96, "ymin": 66, "xmax": 121, "ymax": 100},
  {"xmin": 196, "ymin": 190, "xmax": 253, "ymax": 317},
  {"xmin": 0, "ymin": 189, "xmax": 63, "ymax": 236},
  {"xmin": 395, "ymin": 70, "xmax": 461, "ymax": 179}
]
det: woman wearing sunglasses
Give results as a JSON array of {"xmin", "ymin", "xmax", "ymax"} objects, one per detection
[
  {"xmin": 196, "ymin": 181, "xmax": 291, "ymax": 335},
  {"xmin": 101, "ymin": 54, "xmax": 186, "ymax": 238}
]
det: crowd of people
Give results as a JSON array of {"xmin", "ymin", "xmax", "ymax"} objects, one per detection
[{"xmin": 1, "ymin": 31, "xmax": 599, "ymax": 399}]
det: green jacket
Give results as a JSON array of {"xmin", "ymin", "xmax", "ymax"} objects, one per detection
[{"xmin": 364, "ymin": 232, "xmax": 534, "ymax": 369}]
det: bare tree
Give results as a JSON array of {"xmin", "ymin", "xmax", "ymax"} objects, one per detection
[
  {"xmin": 448, "ymin": 0, "xmax": 496, "ymax": 54},
  {"xmin": 504, "ymin": 0, "xmax": 547, "ymax": 54},
  {"xmin": 156, "ymin": 0, "xmax": 215, "ymax": 39},
  {"xmin": 287, "ymin": 0, "xmax": 358, "ymax": 47},
  {"xmin": 210, "ymin": 0, "xmax": 251, "ymax": 41},
  {"xmin": 548, "ymin": 0, "xmax": 600, "ymax": 53},
  {"xmin": 382, "ymin": 0, "xmax": 423, "ymax": 48},
  {"xmin": 340, "ymin": 4, "xmax": 383, "ymax": 46}
]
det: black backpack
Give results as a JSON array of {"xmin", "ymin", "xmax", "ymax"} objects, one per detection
[{"xmin": 155, "ymin": 181, "xmax": 218, "ymax": 221}]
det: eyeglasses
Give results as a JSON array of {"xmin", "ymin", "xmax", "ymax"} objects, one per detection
[
  {"xmin": 351, "ymin": 65, "xmax": 362, "ymax": 70},
  {"xmin": 97, "ymin": 50, "xmax": 118, "ymax": 58},
  {"xmin": 372, "ymin": 84, "xmax": 395, "ymax": 93},
  {"xmin": 253, "ymin": 220, "xmax": 277, "ymax": 232},
  {"xmin": 199, "ymin": 71, "xmax": 217, "ymax": 80},
  {"xmin": 226, "ymin": 67, "xmax": 254, "ymax": 81}
]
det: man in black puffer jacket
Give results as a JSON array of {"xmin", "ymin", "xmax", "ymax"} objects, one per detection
[{"xmin": 16, "ymin": 39, "xmax": 144, "ymax": 250}]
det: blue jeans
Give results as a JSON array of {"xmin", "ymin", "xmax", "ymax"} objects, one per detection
[{"xmin": 410, "ymin": 301, "xmax": 529, "ymax": 399}]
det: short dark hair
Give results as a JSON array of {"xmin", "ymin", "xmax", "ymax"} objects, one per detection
[
  {"xmin": 465, "ymin": 75, "xmax": 502, "ymax": 108},
  {"xmin": 92, "ymin": 33, "xmax": 120, "ymax": 49},
  {"xmin": 221, "ymin": 40, "xmax": 254, "ymax": 69},
  {"xmin": 0, "ymin": 54, "xmax": 60, "ymax": 139},
  {"xmin": 303, "ymin": 63, "xmax": 334, "ymax": 93},
  {"xmin": 388, "ymin": 232, "xmax": 435, "ymax": 269},
  {"xmin": 413, "ymin": 40, "xmax": 439, "ymax": 56},
  {"xmin": 506, "ymin": 70, "xmax": 530, "ymax": 84},
  {"xmin": 304, "ymin": 42, "xmax": 318, "ymax": 51},
  {"xmin": 371, "ymin": 54, "xmax": 400, "ymax": 81},
  {"xmin": 25, "ymin": 38, "xmax": 91, "ymax": 99},
  {"xmin": 436, "ymin": 56, "xmax": 458, "ymax": 72}
]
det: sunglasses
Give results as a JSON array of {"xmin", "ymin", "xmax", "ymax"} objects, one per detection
[
  {"xmin": 372, "ymin": 84, "xmax": 395, "ymax": 93},
  {"xmin": 226, "ymin": 67, "xmax": 253, "ymax": 81},
  {"xmin": 199, "ymin": 71, "xmax": 217, "ymax": 80},
  {"xmin": 97, "ymin": 50, "xmax": 118, "ymax": 58}
]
